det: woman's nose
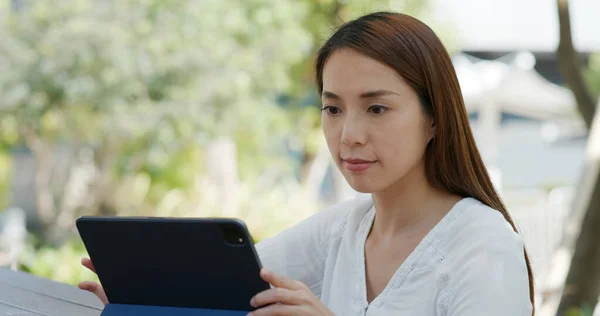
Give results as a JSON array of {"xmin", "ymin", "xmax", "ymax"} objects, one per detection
[{"xmin": 340, "ymin": 116, "xmax": 367, "ymax": 146}]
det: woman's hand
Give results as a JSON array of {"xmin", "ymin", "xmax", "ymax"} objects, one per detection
[
  {"xmin": 249, "ymin": 269, "xmax": 334, "ymax": 316},
  {"xmin": 77, "ymin": 257, "xmax": 108, "ymax": 305}
]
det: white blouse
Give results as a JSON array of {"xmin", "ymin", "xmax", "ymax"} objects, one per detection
[{"xmin": 255, "ymin": 195, "xmax": 532, "ymax": 316}]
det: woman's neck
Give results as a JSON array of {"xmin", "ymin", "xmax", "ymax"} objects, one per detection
[{"xmin": 370, "ymin": 163, "xmax": 462, "ymax": 239}]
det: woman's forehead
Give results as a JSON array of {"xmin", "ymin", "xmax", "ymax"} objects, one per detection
[{"xmin": 322, "ymin": 49, "xmax": 411, "ymax": 98}]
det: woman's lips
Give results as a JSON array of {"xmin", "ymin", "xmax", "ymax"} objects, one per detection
[{"xmin": 342, "ymin": 158, "xmax": 377, "ymax": 172}]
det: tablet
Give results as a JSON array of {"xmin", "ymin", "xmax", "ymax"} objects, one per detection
[{"xmin": 76, "ymin": 216, "xmax": 270, "ymax": 312}]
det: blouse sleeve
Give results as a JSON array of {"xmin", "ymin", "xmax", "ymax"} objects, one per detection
[
  {"xmin": 254, "ymin": 199, "xmax": 352, "ymax": 297},
  {"xmin": 446, "ymin": 219, "xmax": 533, "ymax": 316}
]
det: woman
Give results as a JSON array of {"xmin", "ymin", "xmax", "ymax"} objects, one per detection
[{"xmin": 79, "ymin": 11, "xmax": 534, "ymax": 315}]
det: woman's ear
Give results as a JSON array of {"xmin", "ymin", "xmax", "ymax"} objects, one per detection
[{"xmin": 427, "ymin": 119, "xmax": 436, "ymax": 141}]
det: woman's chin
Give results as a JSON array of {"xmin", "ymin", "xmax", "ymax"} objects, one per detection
[
  {"xmin": 352, "ymin": 187, "xmax": 376, "ymax": 194},
  {"xmin": 345, "ymin": 179, "xmax": 380, "ymax": 194}
]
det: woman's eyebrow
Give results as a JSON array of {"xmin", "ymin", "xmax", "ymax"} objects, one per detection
[
  {"xmin": 359, "ymin": 90, "xmax": 400, "ymax": 98},
  {"xmin": 321, "ymin": 90, "xmax": 400, "ymax": 99}
]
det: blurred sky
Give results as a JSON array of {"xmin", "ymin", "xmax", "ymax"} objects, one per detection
[{"xmin": 430, "ymin": 0, "xmax": 600, "ymax": 52}]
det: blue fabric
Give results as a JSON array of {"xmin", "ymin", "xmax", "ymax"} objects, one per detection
[{"xmin": 101, "ymin": 304, "xmax": 249, "ymax": 316}]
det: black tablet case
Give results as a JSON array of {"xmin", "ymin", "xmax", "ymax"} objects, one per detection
[{"xmin": 76, "ymin": 217, "xmax": 270, "ymax": 315}]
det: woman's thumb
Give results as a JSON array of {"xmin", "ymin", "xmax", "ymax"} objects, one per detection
[{"xmin": 78, "ymin": 281, "xmax": 108, "ymax": 306}]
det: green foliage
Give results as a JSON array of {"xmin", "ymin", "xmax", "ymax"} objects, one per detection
[
  {"xmin": 109, "ymin": 169, "xmax": 323, "ymax": 241},
  {"xmin": 566, "ymin": 304, "xmax": 595, "ymax": 316},
  {"xmin": 0, "ymin": 0, "xmax": 312, "ymax": 179},
  {"xmin": 0, "ymin": 149, "xmax": 9, "ymax": 209},
  {"xmin": 585, "ymin": 54, "xmax": 600, "ymax": 101},
  {"xmin": 19, "ymin": 237, "xmax": 98, "ymax": 286},
  {"xmin": 18, "ymin": 177, "xmax": 322, "ymax": 285}
]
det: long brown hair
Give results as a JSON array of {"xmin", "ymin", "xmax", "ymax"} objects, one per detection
[{"xmin": 315, "ymin": 11, "xmax": 535, "ymax": 314}]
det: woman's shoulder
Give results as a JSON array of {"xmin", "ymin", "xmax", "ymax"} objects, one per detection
[
  {"xmin": 436, "ymin": 198, "xmax": 532, "ymax": 314},
  {"xmin": 451, "ymin": 198, "xmax": 522, "ymax": 240},
  {"xmin": 438, "ymin": 197, "xmax": 527, "ymax": 265}
]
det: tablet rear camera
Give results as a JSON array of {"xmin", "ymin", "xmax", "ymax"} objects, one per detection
[{"xmin": 220, "ymin": 224, "xmax": 246, "ymax": 246}]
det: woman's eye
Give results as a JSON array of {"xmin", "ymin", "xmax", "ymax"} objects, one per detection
[
  {"xmin": 368, "ymin": 105, "xmax": 388, "ymax": 115},
  {"xmin": 321, "ymin": 106, "xmax": 342, "ymax": 115}
]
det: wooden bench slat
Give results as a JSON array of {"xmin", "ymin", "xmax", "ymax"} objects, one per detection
[
  {"xmin": 0, "ymin": 300, "xmax": 49, "ymax": 315},
  {"xmin": 0, "ymin": 268, "xmax": 103, "ymax": 310},
  {"xmin": 0, "ymin": 283, "xmax": 101, "ymax": 316}
]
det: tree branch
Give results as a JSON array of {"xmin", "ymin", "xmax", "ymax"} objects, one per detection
[
  {"xmin": 557, "ymin": 0, "xmax": 596, "ymax": 129},
  {"xmin": 556, "ymin": 99, "xmax": 600, "ymax": 315},
  {"xmin": 538, "ymin": 2, "xmax": 599, "ymax": 315},
  {"xmin": 21, "ymin": 125, "xmax": 56, "ymax": 227}
]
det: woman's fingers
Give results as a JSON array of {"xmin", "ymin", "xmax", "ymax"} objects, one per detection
[
  {"xmin": 79, "ymin": 258, "xmax": 107, "ymax": 305},
  {"xmin": 252, "ymin": 269, "xmax": 312, "ymax": 308},
  {"xmin": 248, "ymin": 303, "xmax": 299, "ymax": 316},
  {"xmin": 260, "ymin": 269, "xmax": 304, "ymax": 291},
  {"xmin": 77, "ymin": 281, "xmax": 108, "ymax": 305},
  {"xmin": 81, "ymin": 257, "xmax": 97, "ymax": 274},
  {"xmin": 251, "ymin": 287, "xmax": 302, "ymax": 308}
]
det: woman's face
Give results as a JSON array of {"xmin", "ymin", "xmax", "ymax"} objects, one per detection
[{"xmin": 321, "ymin": 48, "xmax": 435, "ymax": 193}]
